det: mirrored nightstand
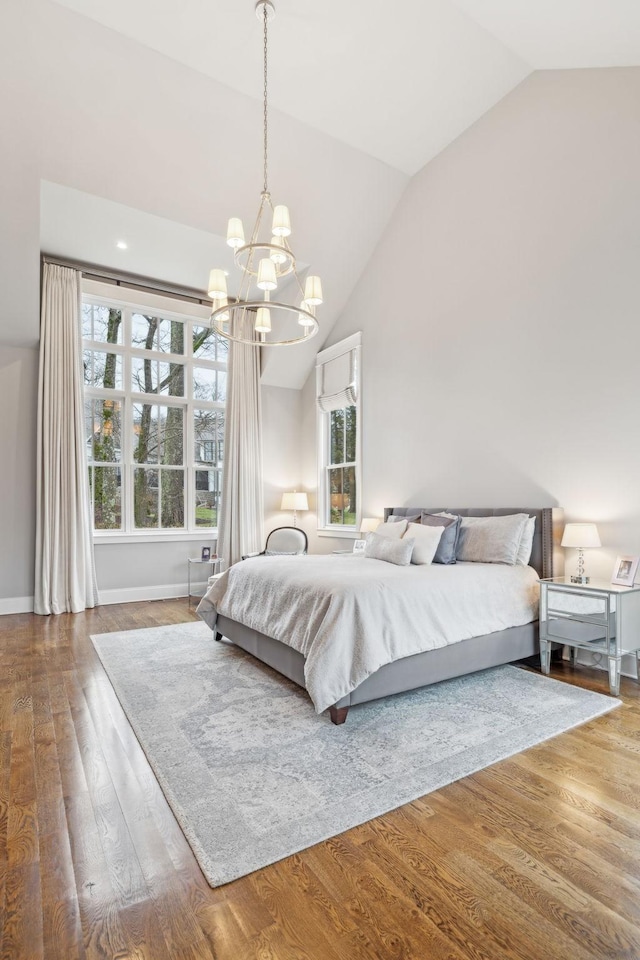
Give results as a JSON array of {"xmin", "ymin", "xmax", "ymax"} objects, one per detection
[
  {"xmin": 539, "ymin": 577, "xmax": 640, "ymax": 695},
  {"xmin": 188, "ymin": 556, "xmax": 223, "ymax": 604}
]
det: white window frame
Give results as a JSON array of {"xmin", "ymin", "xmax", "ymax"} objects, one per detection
[
  {"xmin": 316, "ymin": 332, "xmax": 362, "ymax": 539},
  {"xmin": 82, "ymin": 281, "xmax": 226, "ymax": 544}
]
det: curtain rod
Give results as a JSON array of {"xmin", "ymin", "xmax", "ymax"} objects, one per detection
[{"xmin": 40, "ymin": 254, "xmax": 213, "ymax": 307}]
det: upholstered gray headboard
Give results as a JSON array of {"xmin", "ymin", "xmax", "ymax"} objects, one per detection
[{"xmin": 383, "ymin": 507, "xmax": 564, "ymax": 579}]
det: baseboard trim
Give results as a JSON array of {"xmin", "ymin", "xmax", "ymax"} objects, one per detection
[
  {"xmin": 0, "ymin": 596, "xmax": 34, "ymax": 615},
  {"xmin": 564, "ymin": 648, "xmax": 639, "ymax": 682},
  {"xmin": 99, "ymin": 582, "xmax": 208, "ymax": 605}
]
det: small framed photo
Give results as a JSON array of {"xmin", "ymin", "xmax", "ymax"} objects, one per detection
[
  {"xmin": 353, "ymin": 539, "xmax": 367, "ymax": 554},
  {"xmin": 611, "ymin": 555, "xmax": 639, "ymax": 586},
  {"xmin": 201, "ymin": 546, "xmax": 211, "ymax": 561}
]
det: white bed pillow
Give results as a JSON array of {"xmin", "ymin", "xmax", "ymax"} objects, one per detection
[
  {"xmin": 516, "ymin": 516, "xmax": 536, "ymax": 565},
  {"xmin": 405, "ymin": 522, "xmax": 444, "ymax": 565},
  {"xmin": 456, "ymin": 513, "xmax": 529, "ymax": 565},
  {"xmin": 374, "ymin": 519, "xmax": 407, "ymax": 539},
  {"xmin": 364, "ymin": 532, "xmax": 414, "ymax": 565}
]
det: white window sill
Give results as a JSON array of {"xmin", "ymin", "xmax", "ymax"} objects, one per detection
[
  {"xmin": 317, "ymin": 527, "xmax": 358, "ymax": 539},
  {"xmin": 94, "ymin": 530, "xmax": 217, "ymax": 545}
]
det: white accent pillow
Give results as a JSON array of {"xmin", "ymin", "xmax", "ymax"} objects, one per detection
[
  {"xmin": 516, "ymin": 516, "xmax": 536, "ymax": 565},
  {"xmin": 405, "ymin": 522, "xmax": 444, "ymax": 565},
  {"xmin": 456, "ymin": 514, "xmax": 529, "ymax": 565},
  {"xmin": 374, "ymin": 519, "xmax": 407, "ymax": 539},
  {"xmin": 364, "ymin": 532, "xmax": 414, "ymax": 565}
]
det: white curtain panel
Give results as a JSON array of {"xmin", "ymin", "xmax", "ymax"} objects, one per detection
[
  {"xmin": 35, "ymin": 264, "xmax": 99, "ymax": 615},
  {"xmin": 217, "ymin": 312, "xmax": 264, "ymax": 568}
]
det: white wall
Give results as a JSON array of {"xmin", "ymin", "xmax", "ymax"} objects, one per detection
[
  {"xmin": 303, "ymin": 66, "xmax": 640, "ymax": 577},
  {"xmin": 0, "ymin": 0, "xmax": 406, "ymax": 608}
]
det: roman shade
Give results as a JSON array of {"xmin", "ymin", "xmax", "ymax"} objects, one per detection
[{"xmin": 315, "ymin": 332, "xmax": 361, "ymax": 412}]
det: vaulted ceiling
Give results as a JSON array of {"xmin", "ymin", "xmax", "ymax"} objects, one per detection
[{"xmin": 53, "ymin": 0, "xmax": 640, "ymax": 175}]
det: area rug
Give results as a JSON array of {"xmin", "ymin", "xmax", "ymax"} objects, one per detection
[{"xmin": 91, "ymin": 621, "xmax": 619, "ymax": 887}]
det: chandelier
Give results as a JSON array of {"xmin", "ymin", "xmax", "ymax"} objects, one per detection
[{"xmin": 207, "ymin": 0, "xmax": 323, "ymax": 347}]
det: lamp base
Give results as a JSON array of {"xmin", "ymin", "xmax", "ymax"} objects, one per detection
[{"xmin": 570, "ymin": 575, "xmax": 590, "ymax": 584}]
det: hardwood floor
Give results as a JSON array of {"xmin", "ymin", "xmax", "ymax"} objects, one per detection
[{"xmin": 2, "ymin": 601, "xmax": 640, "ymax": 959}]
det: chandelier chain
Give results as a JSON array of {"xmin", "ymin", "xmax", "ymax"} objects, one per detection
[{"xmin": 263, "ymin": 2, "xmax": 269, "ymax": 194}]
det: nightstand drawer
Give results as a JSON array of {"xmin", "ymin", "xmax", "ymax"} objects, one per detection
[{"xmin": 542, "ymin": 616, "xmax": 615, "ymax": 645}]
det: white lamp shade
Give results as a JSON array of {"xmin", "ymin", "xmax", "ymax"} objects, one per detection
[
  {"xmin": 270, "ymin": 236, "xmax": 288, "ymax": 264},
  {"xmin": 298, "ymin": 301, "xmax": 315, "ymax": 327},
  {"xmin": 303, "ymin": 275, "xmax": 323, "ymax": 305},
  {"xmin": 281, "ymin": 491, "xmax": 308, "ymax": 511},
  {"xmin": 254, "ymin": 307, "xmax": 271, "ymax": 333},
  {"xmin": 360, "ymin": 517, "xmax": 380, "ymax": 533},
  {"xmin": 208, "ymin": 269, "xmax": 228, "ymax": 300},
  {"xmin": 216, "ymin": 296, "xmax": 229, "ymax": 323},
  {"xmin": 561, "ymin": 523, "xmax": 601, "ymax": 549},
  {"xmin": 257, "ymin": 258, "xmax": 277, "ymax": 291},
  {"xmin": 226, "ymin": 217, "xmax": 245, "ymax": 249},
  {"xmin": 272, "ymin": 204, "xmax": 291, "ymax": 237}
]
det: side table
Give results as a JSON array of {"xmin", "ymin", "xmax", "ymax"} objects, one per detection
[
  {"xmin": 188, "ymin": 556, "xmax": 223, "ymax": 604},
  {"xmin": 539, "ymin": 577, "xmax": 640, "ymax": 695}
]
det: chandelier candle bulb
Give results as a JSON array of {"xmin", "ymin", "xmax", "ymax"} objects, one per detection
[
  {"xmin": 298, "ymin": 302, "xmax": 315, "ymax": 327},
  {"xmin": 226, "ymin": 218, "xmax": 245, "ymax": 249},
  {"xmin": 208, "ymin": 269, "xmax": 228, "ymax": 300},
  {"xmin": 257, "ymin": 258, "xmax": 277, "ymax": 291},
  {"xmin": 304, "ymin": 275, "xmax": 323, "ymax": 306},
  {"xmin": 272, "ymin": 204, "xmax": 291, "ymax": 237},
  {"xmin": 254, "ymin": 307, "xmax": 272, "ymax": 333}
]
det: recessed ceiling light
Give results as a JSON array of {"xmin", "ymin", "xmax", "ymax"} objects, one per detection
[{"xmin": 116, "ymin": 240, "xmax": 128, "ymax": 250}]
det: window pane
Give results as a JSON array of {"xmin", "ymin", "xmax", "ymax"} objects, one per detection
[
  {"xmin": 194, "ymin": 409, "xmax": 224, "ymax": 465},
  {"xmin": 193, "ymin": 368, "xmax": 226, "ymax": 403},
  {"xmin": 156, "ymin": 318, "xmax": 184, "ymax": 355},
  {"xmin": 161, "ymin": 406, "xmax": 184, "ymax": 465},
  {"xmin": 329, "ymin": 466, "xmax": 356, "ymax": 525},
  {"xmin": 195, "ymin": 470, "xmax": 221, "ymax": 527},
  {"xmin": 345, "ymin": 406, "xmax": 357, "ymax": 463},
  {"xmin": 131, "ymin": 357, "xmax": 185, "ymax": 397},
  {"xmin": 83, "ymin": 304, "xmax": 123, "ymax": 344},
  {"xmin": 161, "ymin": 469, "xmax": 184, "ymax": 528},
  {"xmin": 83, "ymin": 350, "xmax": 123, "ymax": 389},
  {"xmin": 134, "ymin": 468, "xmax": 159, "ymax": 528},
  {"xmin": 91, "ymin": 466, "xmax": 122, "ymax": 530},
  {"xmin": 131, "ymin": 313, "xmax": 158, "ymax": 350},
  {"xmin": 133, "ymin": 403, "xmax": 159, "ymax": 463},
  {"xmin": 158, "ymin": 361, "xmax": 185, "ymax": 397},
  {"xmin": 86, "ymin": 399, "xmax": 122, "ymax": 462},
  {"xmin": 193, "ymin": 325, "xmax": 228, "ymax": 363},
  {"xmin": 330, "ymin": 409, "xmax": 345, "ymax": 465}
]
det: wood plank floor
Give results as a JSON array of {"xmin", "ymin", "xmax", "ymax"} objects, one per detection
[{"xmin": 2, "ymin": 600, "xmax": 640, "ymax": 959}]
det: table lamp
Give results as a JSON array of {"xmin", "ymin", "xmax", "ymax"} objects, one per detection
[
  {"xmin": 561, "ymin": 522, "xmax": 601, "ymax": 584},
  {"xmin": 280, "ymin": 490, "xmax": 308, "ymax": 527},
  {"xmin": 360, "ymin": 518, "xmax": 380, "ymax": 535}
]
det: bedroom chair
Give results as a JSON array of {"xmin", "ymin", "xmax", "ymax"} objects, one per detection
[{"xmin": 242, "ymin": 526, "xmax": 308, "ymax": 560}]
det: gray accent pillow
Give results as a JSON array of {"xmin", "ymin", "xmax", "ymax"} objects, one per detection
[
  {"xmin": 364, "ymin": 532, "xmax": 415, "ymax": 565},
  {"xmin": 388, "ymin": 513, "xmax": 420, "ymax": 525},
  {"xmin": 421, "ymin": 512, "xmax": 461, "ymax": 564},
  {"xmin": 456, "ymin": 513, "xmax": 529, "ymax": 565}
]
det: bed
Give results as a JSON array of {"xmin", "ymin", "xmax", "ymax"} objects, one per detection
[{"xmin": 198, "ymin": 507, "xmax": 564, "ymax": 724}]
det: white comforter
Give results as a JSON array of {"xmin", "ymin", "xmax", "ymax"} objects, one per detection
[{"xmin": 197, "ymin": 555, "xmax": 540, "ymax": 713}]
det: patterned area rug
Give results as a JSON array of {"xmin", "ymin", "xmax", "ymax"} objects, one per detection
[{"xmin": 91, "ymin": 621, "xmax": 619, "ymax": 887}]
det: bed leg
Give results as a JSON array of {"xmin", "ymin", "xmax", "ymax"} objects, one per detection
[
  {"xmin": 329, "ymin": 705, "xmax": 349, "ymax": 725},
  {"xmin": 214, "ymin": 631, "xmax": 223, "ymax": 643}
]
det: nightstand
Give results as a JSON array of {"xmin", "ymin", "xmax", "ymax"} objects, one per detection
[
  {"xmin": 539, "ymin": 577, "xmax": 640, "ymax": 695},
  {"xmin": 188, "ymin": 556, "xmax": 223, "ymax": 604}
]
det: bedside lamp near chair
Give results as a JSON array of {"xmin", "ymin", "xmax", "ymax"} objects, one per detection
[
  {"xmin": 561, "ymin": 522, "xmax": 601, "ymax": 584},
  {"xmin": 280, "ymin": 490, "xmax": 309, "ymax": 528}
]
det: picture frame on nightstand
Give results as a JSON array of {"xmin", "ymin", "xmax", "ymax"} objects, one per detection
[
  {"xmin": 201, "ymin": 546, "xmax": 211, "ymax": 561},
  {"xmin": 611, "ymin": 555, "xmax": 639, "ymax": 586},
  {"xmin": 353, "ymin": 539, "xmax": 367, "ymax": 554}
]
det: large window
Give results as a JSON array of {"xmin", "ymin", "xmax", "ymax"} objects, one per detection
[
  {"xmin": 82, "ymin": 289, "xmax": 227, "ymax": 538},
  {"xmin": 316, "ymin": 333, "xmax": 361, "ymax": 535}
]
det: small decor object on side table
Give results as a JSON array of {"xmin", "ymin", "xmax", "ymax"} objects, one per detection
[
  {"xmin": 353, "ymin": 539, "xmax": 367, "ymax": 554},
  {"xmin": 201, "ymin": 546, "xmax": 211, "ymax": 561},
  {"xmin": 612, "ymin": 555, "xmax": 639, "ymax": 586}
]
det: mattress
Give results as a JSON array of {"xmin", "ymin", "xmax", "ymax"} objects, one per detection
[{"xmin": 197, "ymin": 555, "xmax": 540, "ymax": 713}]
